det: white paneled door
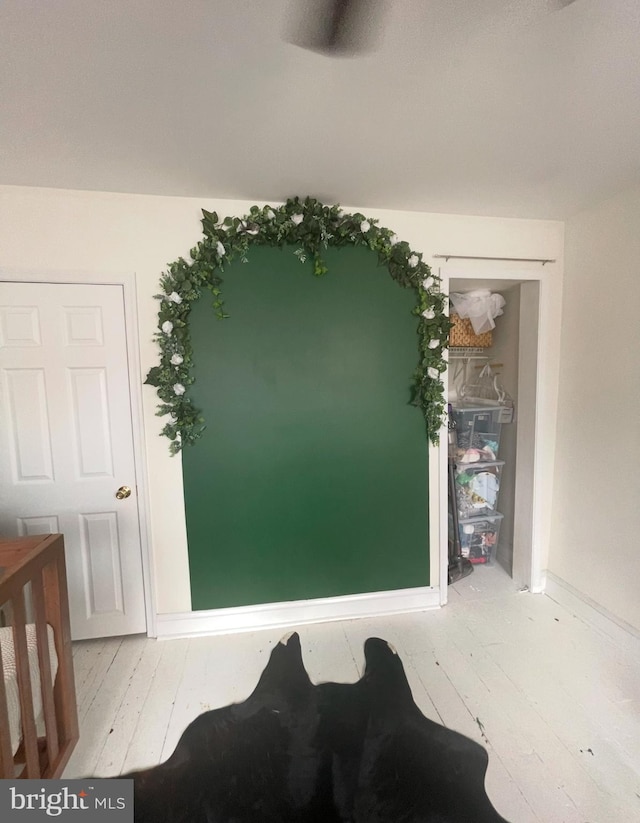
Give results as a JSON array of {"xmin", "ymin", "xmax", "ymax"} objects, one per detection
[{"xmin": 0, "ymin": 282, "xmax": 146, "ymax": 639}]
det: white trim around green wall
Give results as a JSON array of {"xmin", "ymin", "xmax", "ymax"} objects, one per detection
[{"xmin": 155, "ymin": 585, "xmax": 440, "ymax": 639}]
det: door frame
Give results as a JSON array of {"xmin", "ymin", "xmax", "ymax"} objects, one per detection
[
  {"xmin": 0, "ymin": 266, "xmax": 157, "ymax": 637},
  {"xmin": 437, "ymin": 262, "xmax": 561, "ymax": 603}
]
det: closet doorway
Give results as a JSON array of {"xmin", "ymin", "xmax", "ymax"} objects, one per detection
[{"xmin": 439, "ymin": 267, "xmax": 548, "ymax": 600}]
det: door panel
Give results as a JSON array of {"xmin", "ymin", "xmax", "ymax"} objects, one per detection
[
  {"xmin": 18, "ymin": 515, "xmax": 60, "ymax": 535},
  {"xmin": 79, "ymin": 511, "xmax": 125, "ymax": 615},
  {"xmin": 5, "ymin": 367, "xmax": 54, "ymax": 481},
  {"xmin": 0, "ymin": 282, "xmax": 146, "ymax": 639},
  {"xmin": 68, "ymin": 367, "xmax": 114, "ymax": 476}
]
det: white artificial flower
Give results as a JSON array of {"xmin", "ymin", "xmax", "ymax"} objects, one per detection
[
  {"xmin": 389, "ymin": 234, "xmax": 398, "ymax": 245},
  {"xmin": 216, "ymin": 241, "xmax": 226, "ymax": 256},
  {"xmin": 173, "ymin": 383, "xmax": 186, "ymax": 396},
  {"xmin": 421, "ymin": 309, "xmax": 435, "ymax": 320},
  {"xmin": 408, "ymin": 254, "xmax": 420, "ymax": 268},
  {"xmin": 422, "ymin": 276, "xmax": 434, "ymax": 290},
  {"xmin": 428, "ymin": 339, "xmax": 440, "ymax": 349},
  {"xmin": 170, "ymin": 353, "xmax": 184, "ymax": 365},
  {"xmin": 336, "ymin": 209, "xmax": 345, "ymax": 219},
  {"xmin": 167, "ymin": 291, "xmax": 182, "ymax": 304},
  {"xmin": 241, "ymin": 220, "xmax": 259, "ymax": 235},
  {"xmin": 161, "ymin": 321, "xmax": 173, "ymax": 334},
  {"xmin": 428, "ymin": 367, "xmax": 440, "ymax": 380},
  {"xmin": 266, "ymin": 209, "xmax": 276, "ymax": 220},
  {"xmin": 291, "ymin": 213, "xmax": 304, "ymax": 225},
  {"xmin": 360, "ymin": 220, "xmax": 371, "ymax": 233}
]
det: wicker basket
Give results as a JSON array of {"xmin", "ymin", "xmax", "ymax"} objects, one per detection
[{"xmin": 449, "ymin": 313, "xmax": 493, "ymax": 348}]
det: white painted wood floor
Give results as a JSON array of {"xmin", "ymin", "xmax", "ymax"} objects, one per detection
[{"xmin": 64, "ymin": 565, "xmax": 640, "ymax": 823}]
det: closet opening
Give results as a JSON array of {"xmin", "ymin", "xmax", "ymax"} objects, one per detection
[{"xmin": 445, "ymin": 277, "xmax": 540, "ymax": 592}]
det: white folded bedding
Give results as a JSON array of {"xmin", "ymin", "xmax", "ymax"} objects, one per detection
[{"xmin": 0, "ymin": 623, "xmax": 59, "ymax": 756}]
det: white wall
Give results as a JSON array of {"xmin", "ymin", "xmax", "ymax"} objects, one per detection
[
  {"xmin": 548, "ymin": 183, "xmax": 640, "ymax": 631},
  {"xmin": 0, "ymin": 185, "xmax": 564, "ymax": 615}
]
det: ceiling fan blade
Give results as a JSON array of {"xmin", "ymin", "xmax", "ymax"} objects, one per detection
[
  {"xmin": 325, "ymin": 0, "xmax": 351, "ymax": 49},
  {"xmin": 285, "ymin": 0, "xmax": 384, "ymax": 56}
]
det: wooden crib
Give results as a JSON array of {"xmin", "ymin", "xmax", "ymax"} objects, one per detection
[{"xmin": 0, "ymin": 534, "xmax": 78, "ymax": 778}]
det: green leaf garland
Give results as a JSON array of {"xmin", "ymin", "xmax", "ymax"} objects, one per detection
[{"xmin": 145, "ymin": 196, "xmax": 450, "ymax": 455}]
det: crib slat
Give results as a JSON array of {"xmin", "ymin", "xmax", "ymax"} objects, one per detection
[
  {"xmin": 44, "ymin": 552, "xmax": 79, "ymax": 755},
  {"xmin": 0, "ymin": 535, "xmax": 78, "ymax": 778},
  {"xmin": 32, "ymin": 570, "xmax": 59, "ymax": 768},
  {"xmin": 0, "ymin": 639, "xmax": 15, "ymax": 777},
  {"xmin": 12, "ymin": 590, "xmax": 40, "ymax": 777}
]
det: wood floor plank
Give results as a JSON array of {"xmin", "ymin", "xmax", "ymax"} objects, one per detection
[
  {"xmin": 398, "ymin": 614, "xmax": 559, "ymax": 821},
  {"xmin": 457, "ymin": 577, "xmax": 640, "ymax": 821},
  {"xmin": 341, "ymin": 614, "xmax": 539, "ymax": 821},
  {"xmin": 70, "ymin": 638, "xmax": 110, "ymax": 700},
  {"xmin": 159, "ymin": 630, "xmax": 278, "ymax": 761},
  {"xmin": 64, "ymin": 635, "xmax": 148, "ymax": 777},
  {"xmin": 75, "ymin": 637, "xmax": 125, "ymax": 723},
  {"xmin": 61, "ymin": 566, "xmax": 640, "ymax": 822},
  {"xmin": 440, "ymin": 618, "xmax": 591, "ymax": 822},
  {"xmin": 92, "ymin": 637, "xmax": 165, "ymax": 776},
  {"xmin": 120, "ymin": 637, "xmax": 189, "ymax": 773},
  {"xmin": 300, "ymin": 621, "xmax": 361, "ymax": 685},
  {"xmin": 486, "ymin": 647, "xmax": 640, "ymax": 821}
]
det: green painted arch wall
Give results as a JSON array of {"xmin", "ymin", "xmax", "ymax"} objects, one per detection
[{"xmin": 182, "ymin": 245, "xmax": 429, "ymax": 610}]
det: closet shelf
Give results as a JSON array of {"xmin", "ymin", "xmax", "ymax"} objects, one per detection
[{"xmin": 449, "ymin": 347, "xmax": 490, "ymax": 360}]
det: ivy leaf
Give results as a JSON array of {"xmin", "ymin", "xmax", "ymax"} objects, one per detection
[
  {"xmin": 150, "ymin": 197, "xmax": 448, "ymax": 453},
  {"xmin": 144, "ymin": 367, "xmax": 163, "ymax": 387}
]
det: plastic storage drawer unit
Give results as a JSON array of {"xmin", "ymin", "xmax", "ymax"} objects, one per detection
[
  {"xmin": 454, "ymin": 461, "xmax": 504, "ymax": 518},
  {"xmin": 451, "ymin": 404, "xmax": 503, "ymax": 461},
  {"xmin": 457, "ymin": 513, "xmax": 503, "ymax": 565}
]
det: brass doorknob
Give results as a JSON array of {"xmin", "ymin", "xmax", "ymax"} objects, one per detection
[{"xmin": 115, "ymin": 486, "xmax": 132, "ymax": 500}]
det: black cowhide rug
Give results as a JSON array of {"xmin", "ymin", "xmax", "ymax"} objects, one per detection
[{"xmin": 118, "ymin": 633, "xmax": 509, "ymax": 822}]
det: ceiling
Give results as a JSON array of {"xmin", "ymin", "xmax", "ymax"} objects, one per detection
[{"xmin": 2, "ymin": 0, "xmax": 639, "ymax": 219}]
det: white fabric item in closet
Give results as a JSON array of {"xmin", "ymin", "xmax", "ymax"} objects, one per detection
[{"xmin": 449, "ymin": 290, "xmax": 506, "ymax": 334}]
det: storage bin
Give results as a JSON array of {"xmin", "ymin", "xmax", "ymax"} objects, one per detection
[
  {"xmin": 454, "ymin": 461, "xmax": 504, "ymax": 518},
  {"xmin": 449, "ymin": 313, "xmax": 493, "ymax": 348},
  {"xmin": 458, "ymin": 513, "xmax": 503, "ymax": 564},
  {"xmin": 451, "ymin": 404, "xmax": 503, "ymax": 460}
]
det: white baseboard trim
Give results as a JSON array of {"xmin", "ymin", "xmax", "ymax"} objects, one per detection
[
  {"xmin": 544, "ymin": 571, "xmax": 640, "ymax": 648},
  {"xmin": 155, "ymin": 586, "xmax": 440, "ymax": 640}
]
